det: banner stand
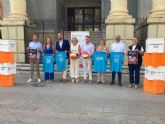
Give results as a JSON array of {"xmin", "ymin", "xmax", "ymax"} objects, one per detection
[{"xmin": 144, "ymin": 38, "xmax": 165, "ymax": 95}]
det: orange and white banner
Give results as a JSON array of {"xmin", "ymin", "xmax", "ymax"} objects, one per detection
[
  {"xmin": 0, "ymin": 63, "xmax": 16, "ymax": 75},
  {"xmin": 145, "ymin": 66, "xmax": 165, "ymax": 81}
]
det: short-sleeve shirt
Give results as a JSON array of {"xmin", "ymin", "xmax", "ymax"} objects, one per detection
[
  {"xmin": 29, "ymin": 41, "xmax": 43, "ymax": 60},
  {"xmin": 110, "ymin": 41, "xmax": 126, "ymax": 54},
  {"xmin": 81, "ymin": 42, "xmax": 95, "ymax": 56}
]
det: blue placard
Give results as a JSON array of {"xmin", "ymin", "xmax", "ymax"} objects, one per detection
[
  {"xmin": 55, "ymin": 51, "xmax": 67, "ymax": 72},
  {"xmin": 43, "ymin": 54, "xmax": 54, "ymax": 73},
  {"xmin": 93, "ymin": 52, "xmax": 107, "ymax": 73},
  {"xmin": 110, "ymin": 52, "xmax": 123, "ymax": 72}
]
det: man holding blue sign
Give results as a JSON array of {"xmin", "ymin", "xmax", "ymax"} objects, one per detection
[
  {"xmin": 110, "ymin": 34, "xmax": 126, "ymax": 86},
  {"xmin": 56, "ymin": 32, "xmax": 70, "ymax": 82}
]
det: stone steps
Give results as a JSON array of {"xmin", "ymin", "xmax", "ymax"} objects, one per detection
[{"xmin": 16, "ymin": 63, "xmax": 144, "ymax": 75}]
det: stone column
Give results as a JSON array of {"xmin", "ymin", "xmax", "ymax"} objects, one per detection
[
  {"xmin": 0, "ymin": 0, "xmax": 29, "ymax": 62},
  {"xmin": 148, "ymin": 0, "xmax": 165, "ymax": 38},
  {"xmin": 10, "ymin": 0, "xmax": 27, "ymax": 18},
  {"xmin": 109, "ymin": 0, "xmax": 129, "ymax": 17},
  {"xmin": 150, "ymin": 0, "xmax": 165, "ymax": 17},
  {"xmin": 105, "ymin": 0, "xmax": 135, "ymax": 64}
]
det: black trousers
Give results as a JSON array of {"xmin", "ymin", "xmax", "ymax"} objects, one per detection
[
  {"xmin": 112, "ymin": 71, "xmax": 122, "ymax": 82},
  {"xmin": 128, "ymin": 64, "xmax": 141, "ymax": 85}
]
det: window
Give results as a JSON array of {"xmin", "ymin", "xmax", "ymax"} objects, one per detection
[{"xmin": 67, "ymin": 7, "xmax": 101, "ymax": 31}]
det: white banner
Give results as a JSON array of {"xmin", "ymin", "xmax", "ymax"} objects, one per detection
[
  {"xmin": 145, "ymin": 66, "xmax": 165, "ymax": 81},
  {"xmin": 0, "ymin": 63, "xmax": 16, "ymax": 75},
  {"xmin": 71, "ymin": 31, "xmax": 90, "ymax": 77},
  {"xmin": 0, "ymin": 40, "xmax": 16, "ymax": 52},
  {"xmin": 71, "ymin": 31, "xmax": 89, "ymax": 47},
  {"xmin": 146, "ymin": 38, "xmax": 165, "ymax": 53}
]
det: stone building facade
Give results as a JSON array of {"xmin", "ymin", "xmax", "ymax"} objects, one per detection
[{"xmin": 0, "ymin": 0, "xmax": 165, "ymax": 63}]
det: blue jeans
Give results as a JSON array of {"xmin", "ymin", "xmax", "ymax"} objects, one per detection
[
  {"xmin": 128, "ymin": 64, "xmax": 141, "ymax": 85},
  {"xmin": 112, "ymin": 71, "xmax": 122, "ymax": 82},
  {"xmin": 44, "ymin": 72, "xmax": 54, "ymax": 81}
]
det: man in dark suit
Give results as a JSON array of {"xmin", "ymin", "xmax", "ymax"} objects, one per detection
[{"xmin": 56, "ymin": 32, "xmax": 70, "ymax": 82}]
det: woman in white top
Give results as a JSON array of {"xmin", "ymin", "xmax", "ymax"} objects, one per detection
[{"xmin": 70, "ymin": 37, "xmax": 81, "ymax": 83}]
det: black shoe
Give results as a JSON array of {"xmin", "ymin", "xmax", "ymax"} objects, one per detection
[
  {"xmin": 110, "ymin": 81, "xmax": 115, "ymax": 85},
  {"xmin": 118, "ymin": 81, "xmax": 122, "ymax": 86}
]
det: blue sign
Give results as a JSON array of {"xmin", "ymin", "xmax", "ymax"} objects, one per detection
[
  {"xmin": 110, "ymin": 52, "xmax": 123, "ymax": 72},
  {"xmin": 93, "ymin": 52, "xmax": 107, "ymax": 72},
  {"xmin": 55, "ymin": 52, "xmax": 67, "ymax": 72},
  {"xmin": 43, "ymin": 54, "xmax": 54, "ymax": 73}
]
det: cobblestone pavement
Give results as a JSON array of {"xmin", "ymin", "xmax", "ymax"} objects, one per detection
[{"xmin": 0, "ymin": 73, "xmax": 164, "ymax": 124}]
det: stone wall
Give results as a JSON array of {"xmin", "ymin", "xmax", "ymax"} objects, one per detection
[{"xmin": 27, "ymin": 0, "xmax": 57, "ymax": 20}]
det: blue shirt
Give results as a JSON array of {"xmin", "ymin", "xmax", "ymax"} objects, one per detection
[
  {"xmin": 110, "ymin": 52, "xmax": 123, "ymax": 72},
  {"xmin": 93, "ymin": 52, "xmax": 107, "ymax": 73},
  {"xmin": 55, "ymin": 52, "xmax": 67, "ymax": 72},
  {"xmin": 44, "ymin": 45, "xmax": 54, "ymax": 54}
]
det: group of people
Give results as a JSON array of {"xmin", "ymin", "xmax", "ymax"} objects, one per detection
[{"xmin": 26, "ymin": 32, "xmax": 144, "ymax": 88}]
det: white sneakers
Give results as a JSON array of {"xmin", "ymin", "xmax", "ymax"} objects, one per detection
[
  {"xmin": 26, "ymin": 78, "xmax": 41, "ymax": 83},
  {"xmin": 26, "ymin": 78, "xmax": 33, "ymax": 83},
  {"xmin": 134, "ymin": 85, "xmax": 139, "ymax": 89},
  {"xmin": 38, "ymin": 78, "xmax": 41, "ymax": 83},
  {"xmin": 128, "ymin": 84, "xmax": 133, "ymax": 88},
  {"xmin": 128, "ymin": 84, "xmax": 139, "ymax": 89}
]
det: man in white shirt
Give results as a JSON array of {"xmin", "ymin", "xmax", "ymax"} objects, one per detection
[
  {"xmin": 110, "ymin": 34, "xmax": 126, "ymax": 86},
  {"xmin": 26, "ymin": 33, "xmax": 43, "ymax": 84},
  {"xmin": 81, "ymin": 36, "xmax": 94, "ymax": 83}
]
